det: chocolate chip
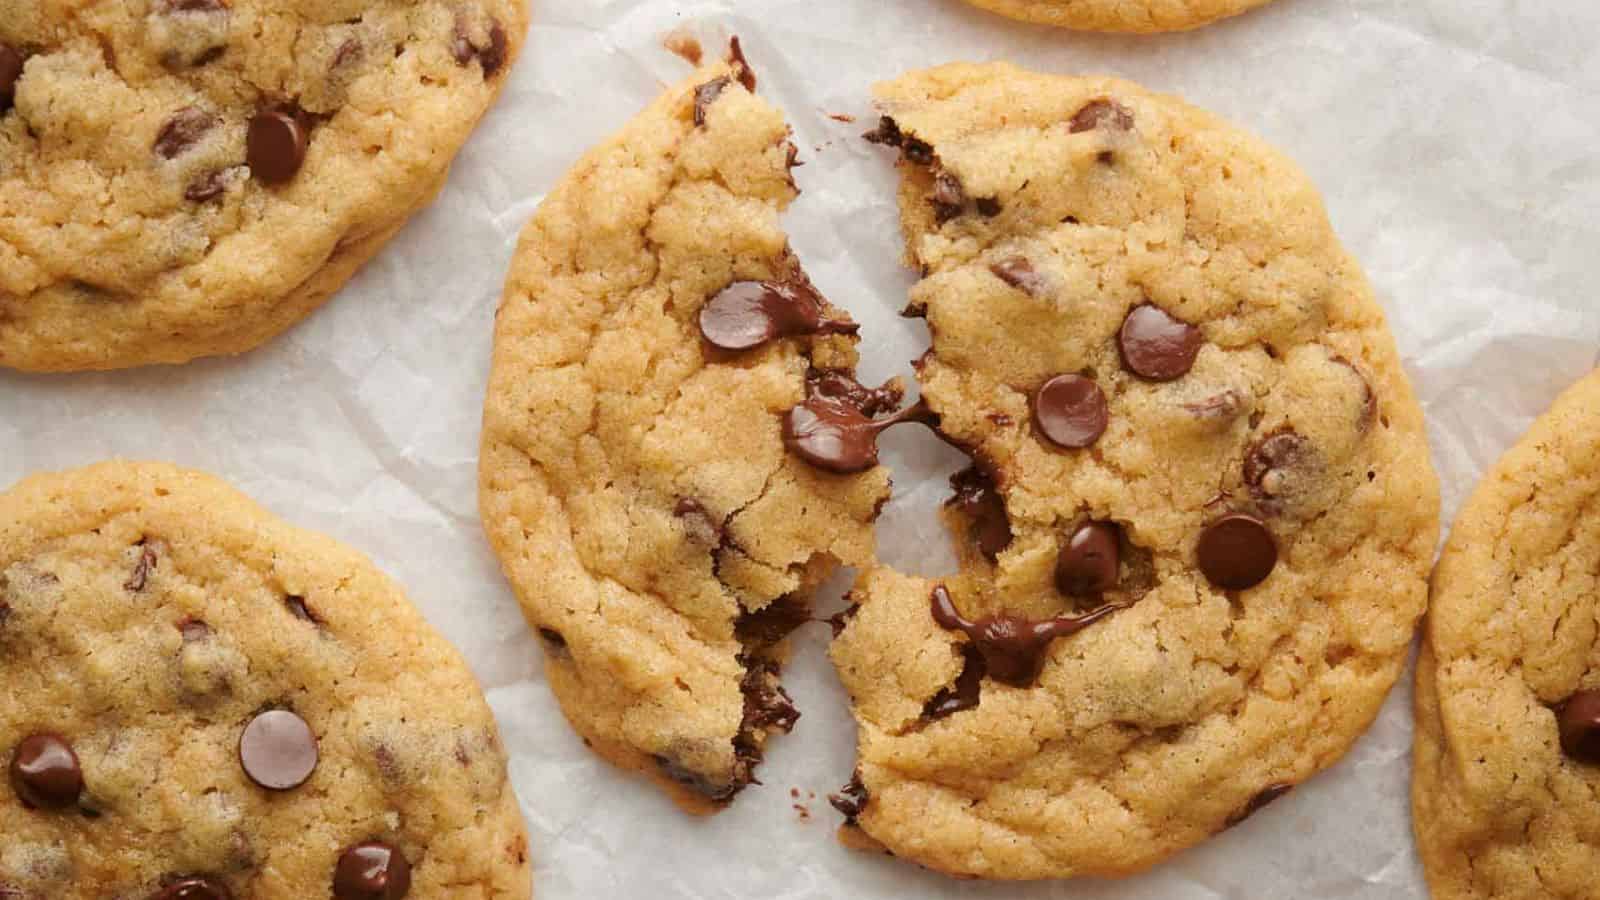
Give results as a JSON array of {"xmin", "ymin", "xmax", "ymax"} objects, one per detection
[
  {"xmin": 653, "ymin": 753, "xmax": 740, "ymax": 804},
  {"xmin": 285, "ymin": 595, "xmax": 318, "ymax": 624},
  {"xmin": 739, "ymin": 661, "xmax": 800, "ymax": 736},
  {"xmin": 783, "ymin": 395, "xmax": 934, "ymax": 474},
  {"xmin": 931, "ymin": 171, "xmax": 966, "ymax": 223},
  {"xmin": 807, "ymin": 369, "xmax": 901, "ymax": 416},
  {"xmin": 1032, "ymin": 374, "xmax": 1109, "ymax": 449},
  {"xmin": 1069, "ymin": 98, "xmax": 1134, "ymax": 134},
  {"xmin": 160, "ymin": 0, "xmax": 226, "ymax": 11},
  {"xmin": 1244, "ymin": 428, "xmax": 1316, "ymax": 511},
  {"xmin": 1184, "ymin": 389, "xmax": 1245, "ymax": 421},
  {"xmin": 1197, "ymin": 514, "xmax": 1277, "ymax": 591},
  {"xmin": 862, "ymin": 116, "xmax": 903, "ymax": 147},
  {"xmin": 153, "ymin": 107, "xmax": 217, "ymax": 159},
  {"xmin": 479, "ymin": 22, "xmax": 508, "ymax": 76},
  {"xmin": 185, "ymin": 170, "xmax": 228, "ymax": 203},
  {"xmin": 698, "ymin": 280, "xmax": 857, "ymax": 352},
  {"xmin": 152, "ymin": 877, "xmax": 233, "ymax": 900},
  {"xmin": 861, "ymin": 115, "xmax": 935, "ymax": 164},
  {"xmin": 902, "ymin": 136, "xmax": 934, "ymax": 166},
  {"xmin": 923, "ymin": 643, "xmax": 984, "ymax": 720},
  {"xmin": 1227, "ymin": 782, "xmax": 1293, "ymax": 826},
  {"xmin": 930, "ymin": 585, "xmax": 1126, "ymax": 687},
  {"xmin": 736, "ymin": 596, "xmax": 811, "ymax": 650},
  {"xmin": 829, "ymin": 771, "xmax": 869, "ymax": 822},
  {"xmin": 1118, "ymin": 303, "xmax": 1202, "ymax": 381},
  {"xmin": 1332, "ymin": 355, "xmax": 1378, "ymax": 432},
  {"xmin": 179, "ymin": 618, "xmax": 211, "ymax": 642},
  {"xmin": 333, "ymin": 38, "xmax": 364, "ymax": 69},
  {"xmin": 727, "ymin": 36, "xmax": 755, "ymax": 92},
  {"xmin": 974, "ymin": 196, "xmax": 1002, "ymax": 217},
  {"xmin": 989, "ymin": 257, "xmax": 1048, "ymax": 297},
  {"xmin": 673, "ymin": 497, "xmax": 724, "ymax": 545},
  {"xmin": 0, "ymin": 44, "xmax": 22, "ymax": 112},
  {"xmin": 246, "ymin": 110, "xmax": 308, "ymax": 185},
  {"xmin": 693, "ymin": 76, "xmax": 730, "ymax": 126},
  {"xmin": 947, "ymin": 465, "xmax": 1012, "ymax": 561},
  {"xmin": 450, "ymin": 17, "xmax": 509, "ymax": 75},
  {"xmin": 1056, "ymin": 521, "xmax": 1120, "ymax": 597},
  {"xmin": 238, "ymin": 709, "xmax": 318, "ymax": 791},
  {"xmin": 125, "ymin": 541, "xmax": 159, "ymax": 591},
  {"xmin": 9, "ymin": 733, "xmax": 84, "ymax": 809},
  {"xmin": 536, "ymin": 627, "xmax": 566, "ymax": 649},
  {"xmin": 334, "ymin": 842, "xmax": 412, "ymax": 900},
  {"xmin": 1559, "ymin": 690, "xmax": 1600, "ymax": 763}
]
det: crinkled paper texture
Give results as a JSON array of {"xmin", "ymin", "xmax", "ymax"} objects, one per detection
[{"xmin": 3, "ymin": 0, "xmax": 1598, "ymax": 897}]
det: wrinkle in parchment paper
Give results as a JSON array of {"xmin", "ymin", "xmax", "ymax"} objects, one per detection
[{"xmin": 2, "ymin": 0, "xmax": 1598, "ymax": 897}]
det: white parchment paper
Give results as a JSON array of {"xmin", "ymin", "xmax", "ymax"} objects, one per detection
[{"xmin": 4, "ymin": 0, "xmax": 1599, "ymax": 896}]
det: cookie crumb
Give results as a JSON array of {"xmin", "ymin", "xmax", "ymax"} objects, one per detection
[{"xmin": 662, "ymin": 28, "xmax": 702, "ymax": 65}]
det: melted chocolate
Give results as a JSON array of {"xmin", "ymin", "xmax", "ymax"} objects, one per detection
[
  {"xmin": 698, "ymin": 279, "xmax": 858, "ymax": 352},
  {"xmin": 929, "ymin": 585, "xmax": 1127, "ymax": 687},
  {"xmin": 782, "ymin": 385, "xmax": 936, "ymax": 474},
  {"xmin": 829, "ymin": 771, "xmax": 869, "ymax": 822},
  {"xmin": 922, "ymin": 643, "xmax": 985, "ymax": 720},
  {"xmin": 947, "ymin": 466, "xmax": 1012, "ymax": 561}
]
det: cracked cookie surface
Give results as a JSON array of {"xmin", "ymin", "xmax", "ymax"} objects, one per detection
[
  {"xmin": 1414, "ymin": 370, "xmax": 1600, "ymax": 900},
  {"xmin": 956, "ymin": 0, "xmax": 1273, "ymax": 33},
  {"xmin": 0, "ymin": 461, "xmax": 530, "ymax": 899},
  {"xmin": 478, "ymin": 51, "xmax": 891, "ymax": 814},
  {"xmin": 828, "ymin": 63, "xmax": 1438, "ymax": 879},
  {"xmin": 0, "ymin": 0, "xmax": 528, "ymax": 372}
]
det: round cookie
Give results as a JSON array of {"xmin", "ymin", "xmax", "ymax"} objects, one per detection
[
  {"xmin": 0, "ymin": 0, "xmax": 528, "ymax": 372},
  {"xmin": 956, "ymin": 0, "xmax": 1274, "ymax": 33},
  {"xmin": 0, "ymin": 462, "xmax": 531, "ymax": 898},
  {"xmin": 479, "ymin": 48, "xmax": 896, "ymax": 813},
  {"xmin": 827, "ymin": 62, "xmax": 1439, "ymax": 879},
  {"xmin": 1414, "ymin": 370, "xmax": 1600, "ymax": 900}
]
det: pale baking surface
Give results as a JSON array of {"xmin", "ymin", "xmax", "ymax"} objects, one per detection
[{"xmin": 1, "ymin": 0, "xmax": 1597, "ymax": 897}]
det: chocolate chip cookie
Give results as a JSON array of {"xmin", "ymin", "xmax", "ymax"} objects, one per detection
[
  {"xmin": 0, "ymin": 0, "xmax": 527, "ymax": 372},
  {"xmin": 1414, "ymin": 370, "xmax": 1600, "ymax": 900},
  {"xmin": 958, "ymin": 0, "xmax": 1274, "ymax": 32},
  {"xmin": 0, "ymin": 462, "xmax": 531, "ymax": 898},
  {"xmin": 827, "ymin": 63, "xmax": 1439, "ymax": 878},
  {"xmin": 479, "ymin": 46, "xmax": 898, "ymax": 813}
]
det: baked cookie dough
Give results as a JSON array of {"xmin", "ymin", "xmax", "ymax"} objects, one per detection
[
  {"xmin": 1414, "ymin": 370, "xmax": 1600, "ymax": 900},
  {"xmin": 479, "ymin": 46, "xmax": 895, "ymax": 813},
  {"xmin": 957, "ymin": 0, "xmax": 1274, "ymax": 32},
  {"xmin": 0, "ymin": 0, "xmax": 528, "ymax": 372},
  {"xmin": 0, "ymin": 461, "xmax": 531, "ymax": 898},
  {"xmin": 827, "ymin": 62, "xmax": 1439, "ymax": 879}
]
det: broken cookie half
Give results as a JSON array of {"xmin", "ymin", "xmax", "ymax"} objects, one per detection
[
  {"xmin": 829, "ymin": 63, "xmax": 1439, "ymax": 878},
  {"xmin": 479, "ymin": 43, "xmax": 900, "ymax": 813}
]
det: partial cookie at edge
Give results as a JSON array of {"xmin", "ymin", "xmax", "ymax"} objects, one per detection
[
  {"xmin": 1414, "ymin": 369, "xmax": 1600, "ymax": 900},
  {"xmin": 0, "ymin": 461, "xmax": 531, "ymax": 898}
]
